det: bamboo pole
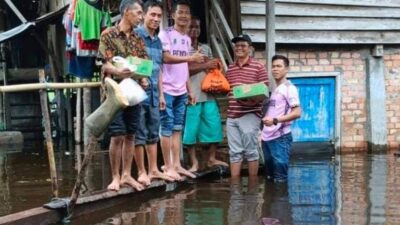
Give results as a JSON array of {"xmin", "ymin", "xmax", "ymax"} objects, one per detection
[
  {"xmin": 0, "ymin": 82, "xmax": 101, "ymax": 93},
  {"xmin": 38, "ymin": 70, "xmax": 59, "ymax": 198},
  {"xmin": 75, "ymin": 82, "xmax": 82, "ymax": 144},
  {"xmin": 83, "ymin": 79, "xmax": 91, "ymax": 147}
]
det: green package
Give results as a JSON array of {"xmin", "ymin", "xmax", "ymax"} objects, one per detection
[
  {"xmin": 113, "ymin": 56, "xmax": 153, "ymax": 78},
  {"xmin": 232, "ymin": 82, "xmax": 269, "ymax": 99},
  {"xmin": 126, "ymin": 56, "xmax": 153, "ymax": 78}
]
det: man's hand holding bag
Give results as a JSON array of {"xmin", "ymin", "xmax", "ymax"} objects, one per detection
[{"xmin": 201, "ymin": 59, "xmax": 230, "ymax": 94}]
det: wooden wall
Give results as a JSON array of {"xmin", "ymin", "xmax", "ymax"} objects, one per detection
[
  {"xmin": 5, "ymin": 91, "xmax": 43, "ymax": 140},
  {"xmin": 240, "ymin": 0, "xmax": 400, "ymax": 44}
]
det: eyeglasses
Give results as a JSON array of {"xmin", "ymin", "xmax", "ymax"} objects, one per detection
[{"xmin": 234, "ymin": 44, "xmax": 249, "ymax": 48}]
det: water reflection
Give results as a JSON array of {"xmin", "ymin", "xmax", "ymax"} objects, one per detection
[
  {"xmin": 338, "ymin": 153, "xmax": 400, "ymax": 225},
  {"xmin": 2, "ymin": 141, "xmax": 400, "ymax": 225},
  {"xmin": 288, "ymin": 158, "xmax": 336, "ymax": 224},
  {"xmin": 92, "ymin": 177, "xmax": 265, "ymax": 225},
  {"xmin": 93, "ymin": 188, "xmax": 197, "ymax": 225},
  {"xmin": 228, "ymin": 176, "xmax": 263, "ymax": 225}
]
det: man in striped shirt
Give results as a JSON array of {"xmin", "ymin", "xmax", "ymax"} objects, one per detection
[{"xmin": 225, "ymin": 34, "xmax": 268, "ymax": 177}]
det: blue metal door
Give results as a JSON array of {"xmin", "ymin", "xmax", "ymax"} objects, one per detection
[{"xmin": 289, "ymin": 77, "xmax": 335, "ymax": 142}]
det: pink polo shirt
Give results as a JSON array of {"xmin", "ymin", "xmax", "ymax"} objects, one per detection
[
  {"xmin": 158, "ymin": 27, "xmax": 191, "ymax": 96},
  {"xmin": 261, "ymin": 80, "xmax": 300, "ymax": 141}
]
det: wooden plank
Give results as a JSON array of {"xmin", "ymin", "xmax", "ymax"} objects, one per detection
[
  {"xmin": 0, "ymin": 68, "xmax": 45, "ymax": 82},
  {"xmin": 275, "ymin": 0, "xmax": 400, "ymax": 7},
  {"xmin": 0, "ymin": 207, "xmax": 59, "ymax": 225},
  {"xmin": 10, "ymin": 107, "xmax": 41, "ymax": 117},
  {"xmin": 243, "ymin": 30, "xmax": 400, "ymax": 44},
  {"xmin": 266, "ymin": 0, "xmax": 276, "ymax": 89},
  {"xmin": 241, "ymin": 2, "xmax": 400, "ymax": 18},
  {"xmin": 0, "ymin": 131, "xmax": 23, "ymax": 145},
  {"xmin": 242, "ymin": 16, "xmax": 400, "ymax": 30}
]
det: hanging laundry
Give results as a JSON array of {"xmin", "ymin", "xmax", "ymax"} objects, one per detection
[
  {"xmin": 74, "ymin": 0, "xmax": 111, "ymax": 41},
  {"xmin": 67, "ymin": 52, "xmax": 96, "ymax": 79},
  {"xmin": 83, "ymin": 0, "xmax": 103, "ymax": 11}
]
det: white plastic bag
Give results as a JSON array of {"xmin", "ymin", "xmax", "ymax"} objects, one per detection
[
  {"xmin": 112, "ymin": 56, "xmax": 137, "ymax": 72},
  {"xmin": 119, "ymin": 78, "xmax": 147, "ymax": 106}
]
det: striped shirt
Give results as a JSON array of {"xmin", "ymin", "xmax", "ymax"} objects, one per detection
[{"xmin": 226, "ymin": 57, "xmax": 268, "ymax": 118}]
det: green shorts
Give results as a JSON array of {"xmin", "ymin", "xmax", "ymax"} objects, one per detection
[{"xmin": 183, "ymin": 100, "xmax": 223, "ymax": 145}]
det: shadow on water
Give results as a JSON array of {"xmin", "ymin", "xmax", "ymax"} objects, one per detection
[
  {"xmin": 0, "ymin": 138, "xmax": 113, "ymax": 217},
  {"xmin": 1, "ymin": 140, "xmax": 400, "ymax": 225}
]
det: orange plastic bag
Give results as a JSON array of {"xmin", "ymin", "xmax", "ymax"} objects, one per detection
[{"xmin": 201, "ymin": 60, "xmax": 230, "ymax": 94}]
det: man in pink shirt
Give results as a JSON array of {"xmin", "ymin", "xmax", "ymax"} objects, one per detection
[
  {"xmin": 261, "ymin": 55, "xmax": 301, "ymax": 182},
  {"xmin": 158, "ymin": 0, "xmax": 204, "ymax": 180}
]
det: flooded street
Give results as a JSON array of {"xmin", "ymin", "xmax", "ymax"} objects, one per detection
[{"xmin": 1, "ymin": 141, "xmax": 400, "ymax": 224}]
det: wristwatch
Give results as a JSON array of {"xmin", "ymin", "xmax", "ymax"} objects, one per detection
[{"xmin": 273, "ymin": 118, "xmax": 279, "ymax": 125}]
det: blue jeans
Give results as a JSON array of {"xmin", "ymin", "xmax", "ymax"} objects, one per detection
[
  {"xmin": 135, "ymin": 103, "xmax": 160, "ymax": 145},
  {"xmin": 262, "ymin": 133, "xmax": 293, "ymax": 182},
  {"xmin": 108, "ymin": 105, "xmax": 141, "ymax": 136},
  {"xmin": 160, "ymin": 92, "xmax": 187, "ymax": 137}
]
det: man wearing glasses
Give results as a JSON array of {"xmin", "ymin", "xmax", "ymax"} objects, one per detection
[{"xmin": 225, "ymin": 34, "xmax": 269, "ymax": 177}]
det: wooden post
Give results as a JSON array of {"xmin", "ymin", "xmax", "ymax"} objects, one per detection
[
  {"xmin": 68, "ymin": 136, "xmax": 97, "ymax": 215},
  {"xmin": 0, "ymin": 43, "xmax": 6, "ymax": 130},
  {"xmin": 38, "ymin": 69, "xmax": 59, "ymax": 198},
  {"xmin": 266, "ymin": 0, "xmax": 276, "ymax": 90},
  {"xmin": 66, "ymin": 83, "xmax": 73, "ymax": 136},
  {"xmin": 75, "ymin": 78, "xmax": 82, "ymax": 144}
]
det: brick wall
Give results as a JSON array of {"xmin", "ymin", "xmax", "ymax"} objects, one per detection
[
  {"xmin": 383, "ymin": 49, "xmax": 400, "ymax": 149},
  {"xmin": 253, "ymin": 46, "xmax": 400, "ymax": 150}
]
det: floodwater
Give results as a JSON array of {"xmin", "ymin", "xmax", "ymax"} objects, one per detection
[{"xmin": 1, "ymin": 141, "xmax": 400, "ymax": 225}]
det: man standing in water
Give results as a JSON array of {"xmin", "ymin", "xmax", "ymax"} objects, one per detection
[
  {"xmin": 261, "ymin": 55, "xmax": 301, "ymax": 182},
  {"xmin": 98, "ymin": 0, "xmax": 146, "ymax": 191},
  {"xmin": 225, "ymin": 34, "xmax": 268, "ymax": 177},
  {"xmin": 158, "ymin": 0, "xmax": 204, "ymax": 180},
  {"xmin": 183, "ymin": 16, "xmax": 228, "ymax": 172},
  {"xmin": 133, "ymin": 1, "xmax": 173, "ymax": 185}
]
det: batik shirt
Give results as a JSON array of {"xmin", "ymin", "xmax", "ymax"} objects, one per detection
[
  {"xmin": 98, "ymin": 25, "xmax": 147, "ymax": 64},
  {"xmin": 97, "ymin": 25, "xmax": 147, "ymax": 99}
]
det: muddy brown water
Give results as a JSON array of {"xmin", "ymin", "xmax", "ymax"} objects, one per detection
[{"xmin": 1, "ymin": 141, "xmax": 400, "ymax": 224}]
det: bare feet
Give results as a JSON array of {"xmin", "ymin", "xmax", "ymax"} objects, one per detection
[
  {"xmin": 207, "ymin": 159, "xmax": 229, "ymax": 168},
  {"xmin": 188, "ymin": 160, "xmax": 199, "ymax": 173},
  {"xmin": 120, "ymin": 175, "xmax": 145, "ymax": 191},
  {"xmin": 163, "ymin": 167, "xmax": 183, "ymax": 181},
  {"xmin": 137, "ymin": 172, "xmax": 151, "ymax": 186},
  {"xmin": 148, "ymin": 170, "xmax": 174, "ymax": 182},
  {"xmin": 107, "ymin": 178, "xmax": 120, "ymax": 191},
  {"xmin": 176, "ymin": 166, "xmax": 196, "ymax": 179}
]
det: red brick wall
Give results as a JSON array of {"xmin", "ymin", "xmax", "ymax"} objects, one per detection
[
  {"xmin": 253, "ymin": 46, "xmax": 399, "ymax": 150},
  {"xmin": 383, "ymin": 50, "xmax": 400, "ymax": 149}
]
